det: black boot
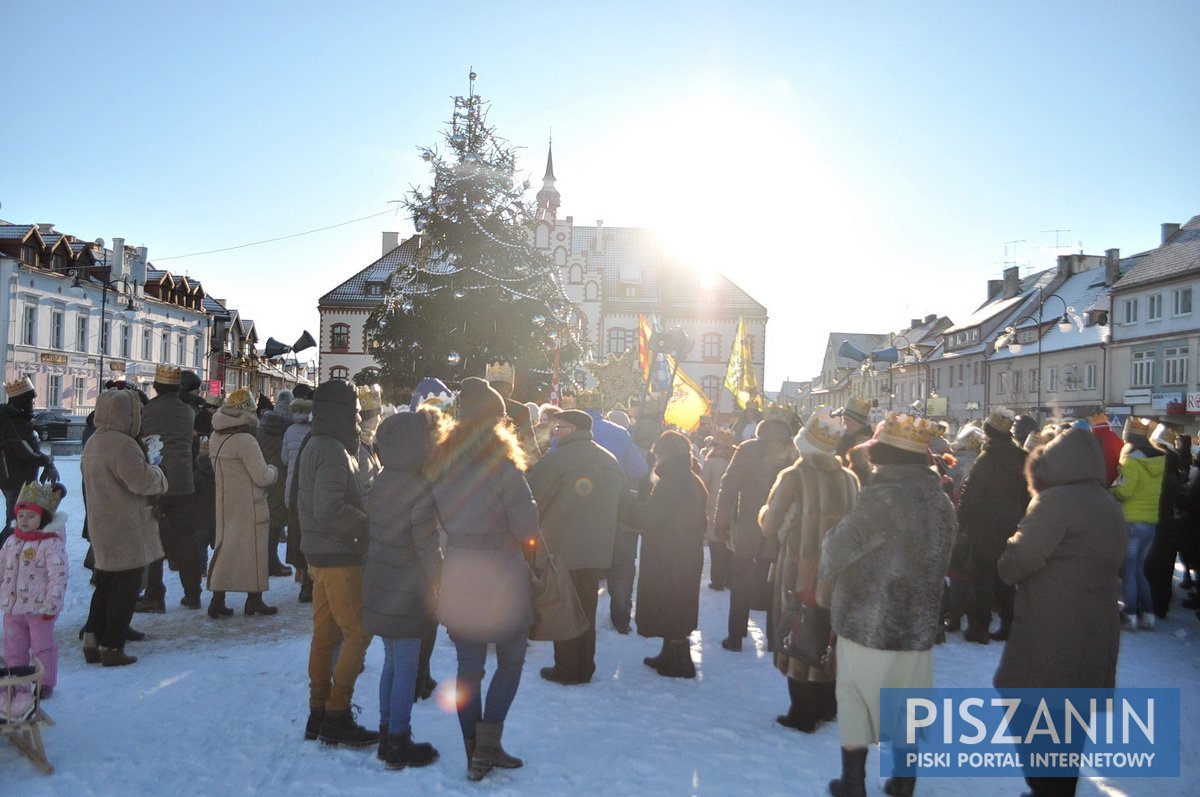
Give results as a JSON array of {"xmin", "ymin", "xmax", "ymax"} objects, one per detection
[
  {"xmin": 208, "ymin": 591, "xmax": 234, "ymax": 619},
  {"xmin": 304, "ymin": 707, "xmax": 325, "ymax": 741},
  {"xmin": 828, "ymin": 746, "xmax": 868, "ymax": 797},
  {"xmin": 384, "ymin": 731, "xmax": 439, "ymax": 770},
  {"xmin": 318, "ymin": 708, "xmax": 379, "ymax": 747},
  {"xmin": 658, "ymin": 639, "xmax": 696, "ymax": 678},
  {"xmin": 298, "ymin": 572, "xmax": 314, "ymax": 603},
  {"xmin": 777, "ymin": 678, "xmax": 819, "ymax": 732},
  {"xmin": 245, "ymin": 592, "xmax": 278, "ymax": 616},
  {"xmin": 643, "ymin": 638, "xmax": 670, "ymax": 671},
  {"xmin": 963, "ymin": 620, "xmax": 990, "ymax": 645},
  {"xmin": 468, "ymin": 721, "xmax": 522, "ymax": 781},
  {"xmin": 814, "ymin": 680, "xmax": 838, "ymax": 722},
  {"xmin": 990, "ymin": 618, "xmax": 1012, "ymax": 641},
  {"xmin": 884, "ymin": 776, "xmax": 917, "ymax": 797}
]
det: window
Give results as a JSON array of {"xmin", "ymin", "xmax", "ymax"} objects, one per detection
[
  {"xmin": 121, "ymin": 324, "xmax": 131, "ymax": 359},
  {"xmin": 701, "ymin": 376, "xmax": 721, "ymax": 404},
  {"xmin": 22, "ymin": 305, "xmax": 36, "ymax": 345},
  {"xmin": 702, "ymin": 333, "xmax": 721, "ymax": 361},
  {"xmin": 998, "ymin": 372, "xmax": 1009, "ymax": 395},
  {"xmin": 1163, "ymin": 347, "xmax": 1189, "ymax": 386},
  {"xmin": 956, "ymin": 363, "xmax": 964, "ymax": 387},
  {"xmin": 101, "ymin": 320, "xmax": 111, "ymax": 355},
  {"xmin": 21, "ymin": 245, "xmax": 37, "ymax": 266},
  {"xmin": 364, "ymin": 281, "xmax": 385, "ymax": 296},
  {"xmin": 621, "ymin": 283, "xmax": 639, "ymax": 298},
  {"xmin": 607, "ymin": 327, "xmax": 628, "ymax": 355},
  {"xmin": 1046, "ymin": 366, "xmax": 1057, "ymax": 393},
  {"xmin": 177, "ymin": 335, "xmax": 185, "ymax": 364},
  {"xmin": 1029, "ymin": 368, "xmax": 1038, "ymax": 393},
  {"xmin": 330, "ymin": 365, "xmax": 349, "ymax": 381},
  {"xmin": 1083, "ymin": 362, "xmax": 1097, "ymax": 390},
  {"xmin": 584, "ymin": 282, "xmax": 599, "ymax": 301},
  {"xmin": 1063, "ymin": 367, "xmax": 1077, "ymax": 391},
  {"xmin": 161, "ymin": 331, "xmax": 170, "ymax": 362},
  {"xmin": 51, "ymin": 310, "xmax": 64, "ymax": 350},
  {"xmin": 1173, "ymin": 288, "xmax": 1193, "ymax": 316},
  {"xmin": 972, "ymin": 361, "xmax": 981, "ymax": 385},
  {"xmin": 143, "ymin": 326, "xmax": 152, "ymax": 359},
  {"xmin": 331, "ymin": 323, "xmax": 350, "ymax": 352},
  {"xmin": 1121, "ymin": 298, "xmax": 1139, "ymax": 325},
  {"xmin": 568, "ymin": 265, "xmax": 583, "ymax": 284},
  {"xmin": 77, "ymin": 316, "xmax": 88, "ymax": 353},
  {"xmin": 1014, "ymin": 370, "xmax": 1023, "ymax": 395},
  {"xmin": 193, "ymin": 336, "xmax": 202, "ymax": 367},
  {"xmin": 1148, "ymin": 294, "xmax": 1163, "ymax": 321},
  {"xmin": 48, "ymin": 375, "xmax": 62, "ymax": 407},
  {"xmin": 73, "ymin": 377, "xmax": 86, "ymax": 405},
  {"xmin": 1131, "ymin": 351, "xmax": 1154, "ymax": 387}
]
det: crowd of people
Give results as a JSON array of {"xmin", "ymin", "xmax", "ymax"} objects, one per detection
[{"xmin": 2, "ymin": 369, "xmax": 1198, "ymax": 795}]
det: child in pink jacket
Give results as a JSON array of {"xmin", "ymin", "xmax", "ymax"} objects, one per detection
[{"xmin": 0, "ymin": 481, "xmax": 69, "ymax": 718}]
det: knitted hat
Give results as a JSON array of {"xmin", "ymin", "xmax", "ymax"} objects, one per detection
[
  {"xmin": 410, "ymin": 377, "xmax": 454, "ymax": 412},
  {"xmin": 606, "ymin": 409, "xmax": 632, "ymax": 429},
  {"xmin": 5, "ymin": 377, "xmax": 35, "ymax": 401},
  {"xmin": 180, "ymin": 370, "xmax": 202, "ymax": 393},
  {"xmin": 1013, "ymin": 415, "xmax": 1039, "ymax": 445},
  {"xmin": 556, "ymin": 409, "xmax": 593, "ymax": 432},
  {"xmin": 223, "ymin": 388, "xmax": 256, "ymax": 415},
  {"xmin": 289, "ymin": 397, "xmax": 312, "ymax": 421},
  {"xmin": 456, "ymin": 377, "xmax": 505, "ymax": 423},
  {"xmin": 274, "ymin": 389, "xmax": 294, "ymax": 416},
  {"xmin": 797, "ymin": 407, "xmax": 844, "ymax": 456},
  {"xmin": 292, "ymin": 384, "xmax": 315, "ymax": 400},
  {"xmin": 313, "ymin": 379, "xmax": 358, "ymax": 414},
  {"xmin": 984, "ymin": 406, "xmax": 1015, "ymax": 434}
]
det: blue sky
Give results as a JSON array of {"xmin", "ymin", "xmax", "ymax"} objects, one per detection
[{"xmin": 3, "ymin": 1, "xmax": 1197, "ymax": 388}]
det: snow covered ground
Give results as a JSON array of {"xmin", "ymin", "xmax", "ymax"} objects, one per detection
[{"xmin": 3, "ymin": 456, "xmax": 1196, "ymax": 796}]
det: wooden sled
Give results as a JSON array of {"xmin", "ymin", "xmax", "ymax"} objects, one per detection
[{"xmin": 0, "ymin": 659, "xmax": 54, "ymax": 774}]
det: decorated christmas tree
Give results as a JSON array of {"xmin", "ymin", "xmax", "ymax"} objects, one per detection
[{"xmin": 367, "ymin": 71, "xmax": 583, "ymax": 398}]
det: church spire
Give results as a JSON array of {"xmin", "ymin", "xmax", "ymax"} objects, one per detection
[{"xmin": 535, "ymin": 137, "xmax": 561, "ymax": 222}]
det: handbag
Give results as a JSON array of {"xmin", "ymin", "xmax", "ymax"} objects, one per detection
[
  {"xmin": 781, "ymin": 589, "xmax": 833, "ymax": 669},
  {"xmin": 527, "ymin": 534, "xmax": 590, "ymax": 642}
]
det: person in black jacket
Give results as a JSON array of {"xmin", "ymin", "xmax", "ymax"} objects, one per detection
[
  {"xmin": 1, "ymin": 377, "xmax": 56, "ymax": 544},
  {"xmin": 363, "ymin": 408, "xmax": 443, "ymax": 769},
  {"xmin": 957, "ymin": 408, "xmax": 1029, "ymax": 644}
]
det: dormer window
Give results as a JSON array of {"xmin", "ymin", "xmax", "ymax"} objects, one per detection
[{"xmin": 365, "ymin": 281, "xmax": 386, "ymax": 296}]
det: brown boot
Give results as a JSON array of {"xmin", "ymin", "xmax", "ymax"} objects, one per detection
[
  {"xmin": 83, "ymin": 632, "xmax": 101, "ymax": 664},
  {"xmin": 99, "ymin": 646, "xmax": 138, "ymax": 667},
  {"xmin": 468, "ymin": 721, "xmax": 523, "ymax": 781}
]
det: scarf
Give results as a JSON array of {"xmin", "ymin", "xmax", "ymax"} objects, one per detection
[{"xmin": 14, "ymin": 528, "xmax": 57, "ymax": 542}]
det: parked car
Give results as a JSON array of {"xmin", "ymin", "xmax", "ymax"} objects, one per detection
[{"xmin": 31, "ymin": 410, "xmax": 72, "ymax": 441}]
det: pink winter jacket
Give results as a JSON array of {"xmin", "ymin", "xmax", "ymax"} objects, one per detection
[{"xmin": 0, "ymin": 512, "xmax": 69, "ymax": 616}]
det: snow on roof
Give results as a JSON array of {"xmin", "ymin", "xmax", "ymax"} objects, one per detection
[{"xmin": 1111, "ymin": 214, "xmax": 1200, "ymax": 291}]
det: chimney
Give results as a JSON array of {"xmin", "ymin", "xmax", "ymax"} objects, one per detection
[
  {"xmin": 130, "ymin": 245, "xmax": 148, "ymax": 291},
  {"xmin": 987, "ymin": 279, "xmax": 1003, "ymax": 301},
  {"xmin": 924, "ymin": 313, "xmax": 937, "ymax": 324},
  {"xmin": 1104, "ymin": 248, "xmax": 1121, "ymax": 286},
  {"xmin": 36, "ymin": 223, "xmax": 55, "ymax": 234},
  {"xmin": 593, "ymin": 220, "xmax": 605, "ymax": 254},
  {"xmin": 111, "ymin": 237, "xmax": 126, "ymax": 281},
  {"xmin": 1056, "ymin": 254, "xmax": 1072, "ymax": 279},
  {"xmin": 910, "ymin": 319, "xmax": 922, "ymax": 329},
  {"xmin": 1002, "ymin": 265, "xmax": 1020, "ymax": 299},
  {"xmin": 382, "ymin": 231, "xmax": 399, "ymax": 255},
  {"xmin": 1162, "ymin": 222, "xmax": 1181, "ymax": 244}
]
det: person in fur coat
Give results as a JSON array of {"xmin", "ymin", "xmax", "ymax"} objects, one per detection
[
  {"xmin": 819, "ymin": 412, "xmax": 956, "ymax": 797},
  {"xmin": 759, "ymin": 409, "xmax": 859, "ymax": 733},
  {"xmin": 0, "ymin": 481, "xmax": 69, "ymax": 709}
]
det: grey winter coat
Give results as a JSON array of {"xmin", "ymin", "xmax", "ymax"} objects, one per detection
[
  {"xmin": 140, "ymin": 391, "xmax": 196, "ymax": 497},
  {"xmin": 297, "ymin": 419, "xmax": 368, "ymax": 568},
  {"xmin": 363, "ymin": 412, "xmax": 442, "ymax": 640},
  {"xmin": 820, "ymin": 463, "xmax": 956, "ymax": 651},
  {"xmin": 255, "ymin": 409, "xmax": 291, "ymax": 530},
  {"xmin": 958, "ymin": 436, "xmax": 1029, "ymax": 558},
  {"xmin": 994, "ymin": 429, "xmax": 1127, "ymax": 689},
  {"xmin": 713, "ymin": 419, "xmax": 797, "ymax": 560},
  {"xmin": 526, "ymin": 430, "xmax": 624, "ymax": 570}
]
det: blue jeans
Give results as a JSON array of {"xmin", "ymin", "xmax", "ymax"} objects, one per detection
[
  {"xmin": 454, "ymin": 635, "xmax": 527, "ymax": 739},
  {"xmin": 1122, "ymin": 523, "xmax": 1155, "ymax": 616},
  {"xmin": 607, "ymin": 529, "xmax": 639, "ymax": 629},
  {"xmin": 379, "ymin": 637, "xmax": 422, "ymax": 734}
]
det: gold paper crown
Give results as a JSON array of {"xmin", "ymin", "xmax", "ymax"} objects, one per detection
[
  {"xmin": 1150, "ymin": 422, "xmax": 1177, "ymax": 448},
  {"xmin": 485, "ymin": 361, "xmax": 515, "ymax": 385},
  {"xmin": 801, "ymin": 408, "xmax": 845, "ymax": 454},
  {"xmin": 5, "ymin": 377, "xmax": 35, "ymax": 399},
  {"xmin": 878, "ymin": 412, "xmax": 942, "ymax": 453},
  {"xmin": 1123, "ymin": 416, "xmax": 1154, "ymax": 441},
  {"xmin": 15, "ymin": 481, "xmax": 62, "ymax": 517},
  {"xmin": 154, "ymin": 364, "xmax": 182, "ymax": 385},
  {"xmin": 840, "ymin": 397, "xmax": 871, "ymax": 424},
  {"xmin": 356, "ymin": 384, "xmax": 383, "ymax": 413},
  {"xmin": 223, "ymin": 388, "xmax": 256, "ymax": 414},
  {"xmin": 574, "ymin": 390, "xmax": 602, "ymax": 411},
  {"xmin": 763, "ymin": 402, "xmax": 793, "ymax": 423}
]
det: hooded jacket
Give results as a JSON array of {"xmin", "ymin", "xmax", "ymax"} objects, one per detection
[
  {"xmin": 140, "ymin": 390, "xmax": 196, "ymax": 497},
  {"xmin": 994, "ymin": 428, "xmax": 1126, "ymax": 689},
  {"xmin": 81, "ymin": 389, "xmax": 169, "ymax": 571},
  {"xmin": 0, "ymin": 403, "xmax": 51, "ymax": 491},
  {"xmin": 1112, "ymin": 446, "xmax": 1166, "ymax": 524},
  {"xmin": 255, "ymin": 408, "xmax": 292, "ymax": 529},
  {"xmin": 0, "ymin": 511, "xmax": 69, "ymax": 615},
  {"xmin": 208, "ymin": 409, "xmax": 277, "ymax": 592},
  {"xmin": 958, "ymin": 435, "xmax": 1030, "ymax": 557},
  {"xmin": 362, "ymin": 412, "xmax": 442, "ymax": 639},
  {"xmin": 297, "ymin": 383, "xmax": 367, "ymax": 567}
]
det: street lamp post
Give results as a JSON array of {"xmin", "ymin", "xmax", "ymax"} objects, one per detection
[
  {"xmin": 71, "ymin": 269, "xmax": 137, "ymax": 395},
  {"xmin": 993, "ymin": 289, "xmax": 1076, "ymax": 422},
  {"xmin": 890, "ymin": 334, "xmax": 929, "ymax": 415}
]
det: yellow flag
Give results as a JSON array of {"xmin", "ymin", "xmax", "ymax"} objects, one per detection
[
  {"xmin": 723, "ymin": 316, "xmax": 760, "ymax": 410},
  {"xmin": 664, "ymin": 356, "xmax": 711, "ymax": 433}
]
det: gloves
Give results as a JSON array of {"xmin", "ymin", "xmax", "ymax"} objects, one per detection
[{"xmin": 40, "ymin": 463, "xmax": 59, "ymax": 484}]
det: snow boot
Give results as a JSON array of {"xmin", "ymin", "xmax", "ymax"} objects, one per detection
[
  {"xmin": 814, "ymin": 680, "xmax": 838, "ymax": 722},
  {"xmin": 884, "ymin": 776, "xmax": 917, "ymax": 797},
  {"xmin": 777, "ymin": 679, "xmax": 819, "ymax": 732},
  {"xmin": 658, "ymin": 639, "xmax": 696, "ymax": 679},
  {"xmin": 180, "ymin": 592, "xmax": 202, "ymax": 610},
  {"xmin": 82, "ymin": 632, "xmax": 101, "ymax": 664},
  {"xmin": 377, "ymin": 725, "xmax": 388, "ymax": 760},
  {"xmin": 99, "ymin": 646, "xmax": 137, "ymax": 667},
  {"xmin": 134, "ymin": 594, "xmax": 166, "ymax": 614},
  {"xmin": 989, "ymin": 619, "xmax": 1012, "ymax": 641},
  {"xmin": 468, "ymin": 721, "xmax": 522, "ymax": 780},
  {"xmin": 384, "ymin": 731, "xmax": 439, "ymax": 770},
  {"xmin": 298, "ymin": 572, "xmax": 314, "ymax": 604},
  {"xmin": 304, "ymin": 707, "xmax": 325, "ymax": 740},
  {"xmin": 963, "ymin": 621, "xmax": 990, "ymax": 645},
  {"xmin": 318, "ymin": 708, "xmax": 379, "ymax": 747},
  {"xmin": 643, "ymin": 638, "xmax": 670, "ymax": 670},
  {"xmin": 207, "ymin": 592, "xmax": 234, "ymax": 619},
  {"xmin": 245, "ymin": 593, "xmax": 278, "ymax": 615},
  {"xmin": 828, "ymin": 746, "xmax": 868, "ymax": 797}
]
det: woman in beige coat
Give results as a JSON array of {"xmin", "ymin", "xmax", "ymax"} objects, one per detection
[
  {"xmin": 207, "ymin": 389, "xmax": 278, "ymax": 617},
  {"xmin": 81, "ymin": 388, "xmax": 168, "ymax": 666}
]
